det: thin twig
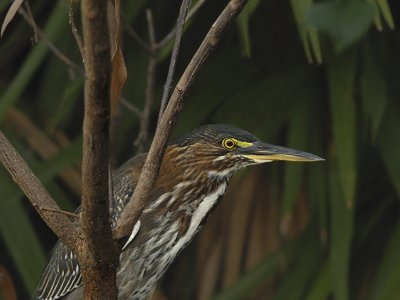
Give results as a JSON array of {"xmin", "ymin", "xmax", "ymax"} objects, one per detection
[
  {"xmin": 0, "ymin": 131, "xmax": 78, "ymax": 251},
  {"xmin": 41, "ymin": 207, "xmax": 80, "ymax": 219},
  {"xmin": 134, "ymin": 10, "xmax": 157, "ymax": 152},
  {"xmin": 121, "ymin": 97, "xmax": 142, "ymax": 117},
  {"xmin": 123, "ymin": 16, "xmax": 154, "ymax": 56},
  {"xmin": 22, "ymin": 2, "xmax": 38, "ymax": 43},
  {"xmin": 69, "ymin": 0, "xmax": 85, "ymax": 62},
  {"xmin": 115, "ymin": 0, "xmax": 249, "ymax": 241},
  {"xmin": 19, "ymin": 7, "xmax": 83, "ymax": 73},
  {"xmin": 158, "ymin": 0, "xmax": 192, "ymax": 124},
  {"xmin": 156, "ymin": 0, "xmax": 207, "ymax": 50}
]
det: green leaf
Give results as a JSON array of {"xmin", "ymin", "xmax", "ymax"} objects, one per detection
[
  {"xmin": 281, "ymin": 106, "xmax": 310, "ymax": 222},
  {"xmin": 376, "ymin": 0, "xmax": 394, "ymax": 29},
  {"xmin": 46, "ymin": 77, "xmax": 84, "ymax": 132},
  {"xmin": 304, "ymin": 263, "xmax": 331, "ymax": 300},
  {"xmin": 307, "ymin": 105, "xmax": 328, "ymax": 244},
  {"xmin": 361, "ymin": 44, "xmax": 387, "ymax": 141},
  {"xmin": 274, "ymin": 231, "xmax": 323, "ymax": 300},
  {"xmin": 290, "ymin": 0, "xmax": 312, "ymax": 63},
  {"xmin": 290, "ymin": 0, "xmax": 323, "ymax": 63},
  {"xmin": 329, "ymin": 162, "xmax": 354, "ymax": 300},
  {"xmin": 213, "ymin": 241, "xmax": 297, "ymax": 300},
  {"xmin": 369, "ymin": 220, "xmax": 400, "ymax": 300},
  {"xmin": 236, "ymin": 0, "xmax": 261, "ymax": 57},
  {"xmin": 123, "ymin": 0, "xmax": 149, "ymax": 21},
  {"xmin": 308, "ymin": 28, "xmax": 323, "ymax": 64},
  {"xmin": 377, "ymin": 102, "xmax": 400, "ymax": 196},
  {"xmin": 305, "ymin": 1, "xmax": 375, "ymax": 52},
  {"xmin": 326, "ymin": 48, "xmax": 357, "ymax": 208},
  {"xmin": 366, "ymin": 0, "xmax": 383, "ymax": 31},
  {"xmin": 35, "ymin": 137, "xmax": 82, "ymax": 184},
  {"xmin": 0, "ymin": 169, "xmax": 46, "ymax": 293},
  {"xmin": 0, "ymin": 2, "xmax": 68, "ymax": 122},
  {"xmin": 5, "ymin": 136, "xmax": 82, "ymax": 202},
  {"xmin": 213, "ymin": 254, "xmax": 280, "ymax": 300},
  {"xmin": 0, "ymin": 0, "xmax": 10, "ymax": 13}
]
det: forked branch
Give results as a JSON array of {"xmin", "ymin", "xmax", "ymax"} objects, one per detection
[
  {"xmin": 0, "ymin": 131, "xmax": 78, "ymax": 251},
  {"xmin": 114, "ymin": 0, "xmax": 249, "ymax": 240}
]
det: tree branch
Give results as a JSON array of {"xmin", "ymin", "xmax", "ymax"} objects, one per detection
[
  {"xmin": 114, "ymin": 0, "xmax": 249, "ymax": 240},
  {"xmin": 41, "ymin": 207, "xmax": 80, "ymax": 219},
  {"xmin": 19, "ymin": 6, "xmax": 83, "ymax": 73},
  {"xmin": 0, "ymin": 131, "xmax": 78, "ymax": 251},
  {"xmin": 121, "ymin": 97, "xmax": 142, "ymax": 117},
  {"xmin": 156, "ymin": 0, "xmax": 207, "ymax": 50},
  {"xmin": 134, "ymin": 10, "xmax": 157, "ymax": 153},
  {"xmin": 70, "ymin": 0, "xmax": 85, "ymax": 62},
  {"xmin": 80, "ymin": 0, "xmax": 119, "ymax": 298},
  {"xmin": 157, "ymin": 0, "xmax": 191, "ymax": 124},
  {"xmin": 124, "ymin": 17, "xmax": 154, "ymax": 56}
]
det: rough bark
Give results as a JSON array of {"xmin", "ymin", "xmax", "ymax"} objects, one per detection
[
  {"xmin": 79, "ymin": 0, "xmax": 119, "ymax": 298},
  {"xmin": 0, "ymin": 131, "xmax": 78, "ymax": 251}
]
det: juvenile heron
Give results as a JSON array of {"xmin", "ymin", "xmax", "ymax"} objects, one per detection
[{"xmin": 33, "ymin": 124, "xmax": 323, "ymax": 300}]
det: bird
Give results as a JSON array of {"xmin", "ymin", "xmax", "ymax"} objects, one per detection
[{"xmin": 32, "ymin": 124, "xmax": 323, "ymax": 300}]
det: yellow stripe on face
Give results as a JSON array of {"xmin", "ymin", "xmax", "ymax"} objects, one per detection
[{"xmin": 232, "ymin": 138, "xmax": 253, "ymax": 148}]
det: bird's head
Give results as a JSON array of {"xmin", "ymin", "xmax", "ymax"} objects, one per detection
[{"xmin": 169, "ymin": 124, "xmax": 323, "ymax": 180}]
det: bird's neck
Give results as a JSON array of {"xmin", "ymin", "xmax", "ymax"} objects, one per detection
[
  {"xmin": 142, "ymin": 146, "xmax": 232, "ymax": 215},
  {"xmin": 158, "ymin": 146, "xmax": 231, "ymax": 193}
]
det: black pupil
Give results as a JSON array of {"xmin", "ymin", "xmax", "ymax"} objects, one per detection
[{"xmin": 226, "ymin": 140, "xmax": 234, "ymax": 148}]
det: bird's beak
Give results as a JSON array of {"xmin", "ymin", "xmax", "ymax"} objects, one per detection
[{"xmin": 240, "ymin": 141, "xmax": 324, "ymax": 162}]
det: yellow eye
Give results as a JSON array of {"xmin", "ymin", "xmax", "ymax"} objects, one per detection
[{"xmin": 222, "ymin": 138, "xmax": 236, "ymax": 150}]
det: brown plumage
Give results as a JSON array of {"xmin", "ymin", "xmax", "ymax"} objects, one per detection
[{"xmin": 32, "ymin": 124, "xmax": 323, "ymax": 300}]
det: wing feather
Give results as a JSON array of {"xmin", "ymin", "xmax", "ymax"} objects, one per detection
[
  {"xmin": 32, "ymin": 154, "xmax": 146, "ymax": 300},
  {"xmin": 33, "ymin": 242, "xmax": 81, "ymax": 300}
]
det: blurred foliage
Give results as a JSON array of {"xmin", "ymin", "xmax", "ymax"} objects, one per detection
[{"xmin": 0, "ymin": 0, "xmax": 400, "ymax": 299}]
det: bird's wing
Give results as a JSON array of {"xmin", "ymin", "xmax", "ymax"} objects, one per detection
[
  {"xmin": 32, "ymin": 154, "xmax": 147, "ymax": 300},
  {"xmin": 32, "ymin": 241, "xmax": 81, "ymax": 300}
]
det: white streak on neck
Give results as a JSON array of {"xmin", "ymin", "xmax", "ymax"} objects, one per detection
[
  {"xmin": 169, "ymin": 182, "xmax": 227, "ymax": 256},
  {"xmin": 208, "ymin": 167, "xmax": 236, "ymax": 179}
]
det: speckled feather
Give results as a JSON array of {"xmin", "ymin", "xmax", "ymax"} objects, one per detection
[
  {"xmin": 32, "ymin": 154, "xmax": 147, "ymax": 300},
  {"xmin": 32, "ymin": 125, "xmax": 260, "ymax": 300}
]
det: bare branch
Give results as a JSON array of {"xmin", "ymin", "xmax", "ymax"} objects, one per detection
[
  {"xmin": 121, "ymin": 97, "xmax": 142, "ymax": 117},
  {"xmin": 0, "ymin": 131, "xmax": 78, "ymax": 251},
  {"xmin": 22, "ymin": 2, "xmax": 38, "ymax": 43},
  {"xmin": 41, "ymin": 207, "xmax": 80, "ymax": 219},
  {"xmin": 19, "ymin": 7, "xmax": 83, "ymax": 73},
  {"xmin": 157, "ymin": 0, "xmax": 191, "ymax": 124},
  {"xmin": 115, "ymin": 0, "xmax": 249, "ymax": 240},
  {"xmin": 80, "ymin": 0, "xmax": 119, "ymax": 297},
  {"xmin": 156, "ymin": 0, "xmax": 207, "ymax": 50},
  {"xmin": 123, "ymin": 17, "xmax": 154, "ymax": 56},
  {"xmin": 69, "ymin": 0, "xmax": 85, "ymax": 62},
  {"xmin": 134, "ymin": 10, "xmax": 157, "ymax": 153}
]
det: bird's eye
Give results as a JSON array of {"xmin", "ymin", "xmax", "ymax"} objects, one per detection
[{"xmin": 222, "ymin": 138, "xmax": 236, "ymax": 150}]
